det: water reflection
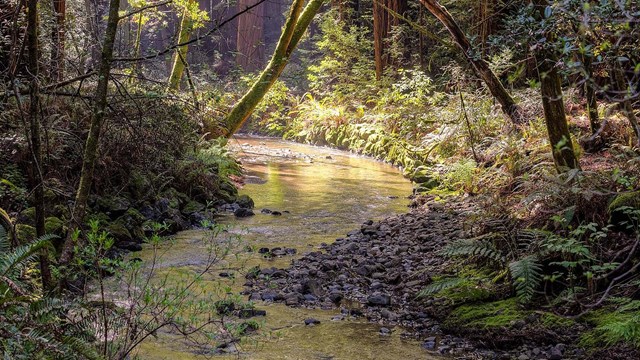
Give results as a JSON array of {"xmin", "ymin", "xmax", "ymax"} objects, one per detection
[{"xmin": 134, "ymin": 136, "xmax": 440, "ymax": 359}]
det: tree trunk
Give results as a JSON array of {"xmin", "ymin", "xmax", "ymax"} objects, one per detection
[
  {"xmin": 236, "ymin": 0, "xmax": 265, "ymax": 71},
  {"xmin": 613, "ymin": 63, "xmax": 640, "ymax": 147},
  {"xmin": 373, "ymin": 0, "xmax": 387, "ymax": 79},
  {"xmin": 582, "ymin": 53, "xmax": 600, "ymax": 134},
  {"xmin": 373, "ymin": 0, "xmax": 407, "ymax": 80},
  {"xmin": 223, "ymin": 0, "xmax": 325, "ymax": 136},
  {"xmin": 418, "ymin": 0, "xmax": 522, "ymax": 125},
  {"xmin": 51, "ymin": 0, "xmax": 66, "ymax": 81},
  {"xmin": 60, "ymin": 0, "xmax": 121, "ymax": 265},
  {"xmin": 539, "ymin": 60, "xmax": 581, "ymax": 171},
  {"xmin": 26, "ymin": 0, "xmax": 52, "ymax": 291},
  {"xmin": 167, "ymin": 0, "xmax": 196, "ymax": 91}
]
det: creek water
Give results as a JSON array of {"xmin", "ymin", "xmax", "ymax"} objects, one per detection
[{"xmin": 133, "ymin": 136, "xmax": 439, "ymax": 359}]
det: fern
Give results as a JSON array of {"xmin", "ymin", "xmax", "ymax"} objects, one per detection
[
  {"xmin": 440, "ymin": 237, "xmax": 505, "ymax": 263},
  {"xmin": 509, "ymin": 255, "xmax": 542, "ymax": 303},
  {"xmin": 417, "ymin": 277, "xmax": 466, "ymax": 297},
  {"xmin": 0, "ymin": 234, "xmax": 55, "ymax": 277}
]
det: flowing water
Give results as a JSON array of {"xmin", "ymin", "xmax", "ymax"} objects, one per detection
[{"xmin": 133, "ymin": 136, "xmax": 439, "ymax": 359}]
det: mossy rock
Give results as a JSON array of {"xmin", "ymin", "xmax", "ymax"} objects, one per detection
[
  {"xmin": 22, "ymin": 207, "xmax": 36, "ymax": 222},
  {"xmin": 123, "ymin": 208, "xmax": 146, "ymax": 224},
  {"xmin": 45, "ymin": 216, "xmax": 64, "ymax": 235},
  {"xmin": 608, "ymin": 191, "xmax": 640, "ymax": 227},
  {"xmin": 236, "ymin": 195, "xmax": 254, "ymax": 209},
  {"xmin": 106, "ymin": 222, "xmax": 132, "ymax": 242},
  {"xmin": 445, "ymin": 298, "xmax": 526, "ymax": 329},
  {"xmin": 96, "ymin": 196, "xmax": 131, "ymax": 216},
  {"xmin": 16, "ymin": 224, "xmax": 36, "ymax": 244},
  {"xmin": 182, "ymin": 200, "xmax": 205, "ymax": 215},
  {"xmin": 161, "ymin": 188, "xmax": 189, "ymax": 209},
  {"xmin": 87, "ymin": 212, "xmax": 110, "ymax": 225},
  {"xmin": 608, "ymin": 191, "xmax": 640, "ymax": 212},
  {"xmin": 128, "ymin": 170, "xmax": 152, "ymax": 200}
]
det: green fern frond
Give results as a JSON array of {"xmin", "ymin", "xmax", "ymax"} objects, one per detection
[
  {"xmin": 0, "ymin": 226, "xmax": 9, "ymax": 252},
  {"xmin": 63, "ymin": 336, "xmax": 105, "ymax": 360},
  {"xmin": 0, "ymin": 236, "xmax": 52, "ymax": 276},
  {"xmin": 440, "ymin": 237, "xmax": 505, "ymax": 263},
  {"xmin": 417, "ymin": 277, "xmax": 466, "ymax": 297},
  {"xmin": 509, "ymin": 255, "xmax": 542, "ymax": 303}
]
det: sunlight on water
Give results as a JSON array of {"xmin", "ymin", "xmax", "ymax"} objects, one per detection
[{"xmin": 132, "ymin": 136, "xmax": 440, "ymax": 359}]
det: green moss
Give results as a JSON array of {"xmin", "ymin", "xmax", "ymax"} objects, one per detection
[
  {"xmin": 181, "ymin": 200, "xmax": 205, "ymax": 215},
  {"xmin": 45, "ymin": 217, "xmax": 64, "ymax": 234},
  {"xmin": 540, "ymin": 312, "xmax": 576, "ymax": 328},
  {"xmin": 22, "ymin": 207, "xmax": 36, "ymax": 222},
  {"xmin": 87, "ymin": 212, "xmax": 110, "ymax": 225},
  {"xmin": 446, "ymin": 298, "xmax": 526, "ymax": 329},
  {"xmin": 608, "ymin": 191, "xmax": 640, "ymax": 213},
  {"xmin": 16, "ymin": 224, "xmax": 36, "ymax": 244},
  {"xmin": 106, "ymin": 222, "xmax": 132, "ymax": 241}
]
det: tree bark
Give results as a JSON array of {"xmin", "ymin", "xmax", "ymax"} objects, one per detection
[
  {"xmin": 236, "ymin": 0, "xmax": 265, "ymax": 71},
  {"xmin": 582, "ymin": 53, "xmax": 600, "ymax": 134},
  {"xmin": 167, "ymin": 0, "xmax": 196, "ymax": 90},
  {"xmin": 539, "ymin": 60, "xmax": 581, "ymax": 171},
  {"xmin": 419, "ymin": 0, "xmax": 523, "ymax": 125},
  {"xmin": 60, "ymin": 0, "xmax": 121, "ymax": 265},
  {"xmin": 223, "ymin": 0, "xmax": 325, "ymax": 136},
  {"xmin": 26, "ymin": 0, "xmax": 52, "ymax": 291},
  {"xmin": 613, "ymin": 63, "xmax": 640, "ymax": 147},
  {"xmin": 373, "ymin": 0, "xmax": 407, "ymax": 80},
  {"xmin": 51, "ymin": 0, "xmax": 66, "ymax": 81}
]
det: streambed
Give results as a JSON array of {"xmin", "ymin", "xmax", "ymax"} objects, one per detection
[{"xmin": 133, "ymin": 136, "xmax": 439, "ymax": 359}]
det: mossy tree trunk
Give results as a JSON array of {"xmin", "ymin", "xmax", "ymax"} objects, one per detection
[
  {"xmin": 223, "ymin": 0, "xmax": 325, "ymax": 137},
  {"xmin": 167, "ymin": 0, "xmax": 196, "ymax": 91},
  {"xmin": 418, "ymin": 0, "xmax": 523, "ymax": 125},
  {"xmin": 26, "ymin": 0, "xmax": 52, "ymax": 291},
  {"xmin": 60, "ymin": 0, "xmax": 121, "ymax": 266},
  {"xmin": 539, "ymin": 60, "xmax": 581, "ymax": 171},
  {"xmin": 613, "ymin": 63, "xmax": 640, "ymax": 147}
]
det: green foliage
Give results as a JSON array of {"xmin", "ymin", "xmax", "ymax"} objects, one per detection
[
  {"xmin": 581, "ymin": 298, "xmax": 640, "ymax": 348},
  {"xmin": 0, "ymin": 226, "xmax": 100, "ymax": 359},
  {"xmin": 508, "ymin": 256, "xmax": 542, "ymax": 303},
  {"xmin": 445, "ymin": 298, "xmax": 525, "ymax": 329},
  {"xmin": 417, "ymin": 277, "xmax": 466, "ymax": 298},
  {"xmin": 440, "ymin": 236, "xmax": 505, "ymax": 263}
]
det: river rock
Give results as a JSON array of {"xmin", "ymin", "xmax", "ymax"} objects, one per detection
[
  {"xmin": 234, "ymin": 208, "xmax": 254, "ymax": 217},
  {"xmin": 304, "ymin": 318, "xmax": 321, "ymax": 326},
  {"xmin": 367, "ymin": 293, "xmax": 391, "ymax": 307},
  {"xmin": 236, "ymin": 194, "xmax": 254, "ymax": 209}
]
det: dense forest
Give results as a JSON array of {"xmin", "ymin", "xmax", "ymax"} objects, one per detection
[{"xmin": 1, "ymin": 0, "xmax": 639, "ymax": 358}]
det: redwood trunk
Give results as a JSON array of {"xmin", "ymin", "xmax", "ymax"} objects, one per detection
[
  {"xmin": 224, "ymin": 0, "xmax": 325, "ymax": 136},
  {"xmin": 237, "ymin": 0, "xmax": 265, "ymax": 71}
]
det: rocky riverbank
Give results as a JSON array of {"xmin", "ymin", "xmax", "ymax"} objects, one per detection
[{"xmin": 243, "ymin": 195, "xmax": 610, "ymax": 359}]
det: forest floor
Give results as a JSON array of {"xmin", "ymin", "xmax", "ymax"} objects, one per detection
[{"xmin": 245, "ymin": 194, "xmax": 637, "ymax": 360}]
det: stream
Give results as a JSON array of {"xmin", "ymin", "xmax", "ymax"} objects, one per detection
[{"xmin": 133, "ymin": 136, "xmax": 439, "ymax": 359}]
